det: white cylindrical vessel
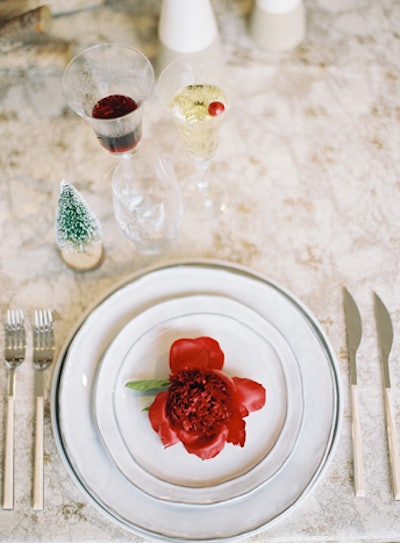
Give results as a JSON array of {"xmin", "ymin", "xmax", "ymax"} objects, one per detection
[
  {"xmin": 157, "ymin": 0, "xmax": 222, "ymax": 73},
  {"xmin": 249, "ymin": 0, "xmax": 305, "ymax": 52}
]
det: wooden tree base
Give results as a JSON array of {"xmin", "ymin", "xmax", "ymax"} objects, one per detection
[{"xmin": 60, "ymin": 241, "xmax": 104, "ymax": 272}]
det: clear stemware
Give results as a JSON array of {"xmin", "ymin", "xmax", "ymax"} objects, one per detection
[
  {"xmin": 112, "ymin": 152, "xmax": 183, "ymax": 254},
  {"xmin": 157, "ymin": 54, "xmax": 235, "ymax": 218},
  {"xmin": 62, "ymin": 43, "xmax": 155, "ymax": 157}
]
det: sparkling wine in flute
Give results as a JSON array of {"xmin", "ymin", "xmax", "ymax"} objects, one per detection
[{"xmin": 169, "ymin": 84, "xmax": 227, "ymax": 161}]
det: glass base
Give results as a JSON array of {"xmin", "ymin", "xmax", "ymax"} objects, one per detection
[{"xmin": 182, "ymin": 172, "xmax": 225, "ymax": 219}]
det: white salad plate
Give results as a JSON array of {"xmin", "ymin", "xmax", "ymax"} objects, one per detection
[
  {"xmin": 94, "ymin": 294, "xmax": 304, "ymax": 504},
  {"xmin": 51, "ymin": 261, "xmax": 341, "ymax": 542}
]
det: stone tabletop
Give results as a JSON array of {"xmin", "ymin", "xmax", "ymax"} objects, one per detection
[{"xmin": 1, "ymin": 0, "xmax": 400, "ymax": 541}]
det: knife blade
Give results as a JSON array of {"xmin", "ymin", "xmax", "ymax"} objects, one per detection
[
  {"xmin": 374, "ymin": 292, "xmax": 400, "ymax": 500},
  {"xmin": 343, "ymin": 287, "xmax": 365, "ymax": 497},
  {"xmin": 343, "ymin": 287, "xmax": 362, "ymax": 385},
  {"xmin": 374, "ymin": 293, "xmax": 393, "ymax": 388}
]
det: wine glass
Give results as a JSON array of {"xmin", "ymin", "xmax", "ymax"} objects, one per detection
[
  {"xmin": 62, "ymin": 43, "xmax": 155, "ymax": 156},
  {"xmin": 157, "ymin": 54, "xmax": 235, "ymax": 217}
]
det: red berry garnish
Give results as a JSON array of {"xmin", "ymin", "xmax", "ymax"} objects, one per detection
[{"xmin": 208, "ymin": 101, "xmax": 225, "ymax": 116}]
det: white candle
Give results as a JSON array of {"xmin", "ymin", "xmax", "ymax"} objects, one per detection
[
  {"xmin": 157, "ymin": 0, "xmax": 222, "ymax": 73},
  {"xmin": 249, "ymin": 0, "xmax": 306, "ymax": 52}
]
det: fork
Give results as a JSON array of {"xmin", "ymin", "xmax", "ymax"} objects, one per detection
[
  {"xmin": 3, "ymin": 309, "xmax": 26, "ymax": 510},
  {"xmin": 32, "ymin": 309, "xmax": 55, "ymax": 511}
]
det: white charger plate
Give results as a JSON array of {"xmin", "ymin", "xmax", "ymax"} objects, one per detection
[
  {"xmin": 94, "ymin": 294, "xmax": 304, "ymax": 504},
  {"xmin": 51, "ymin": 261, "xmax": 341, "ymax": 542}
]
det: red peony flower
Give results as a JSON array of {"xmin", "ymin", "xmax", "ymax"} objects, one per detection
[{"xmin": 148, "ymin": 337, "xmax": 266, "ymax": 460}]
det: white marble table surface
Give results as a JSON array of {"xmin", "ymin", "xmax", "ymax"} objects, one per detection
[{"xmin": 1, "ymin": 0, "xmax": 400, "ymax": 541}]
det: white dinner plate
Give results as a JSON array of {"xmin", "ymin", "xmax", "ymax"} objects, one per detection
[
  {"xmin": 51, "ymin": 261, "xmax": 341, "ymax": 542},
  {"xmin": 94, "ymin": 294, "xmax": 304, "ymax": 504}
]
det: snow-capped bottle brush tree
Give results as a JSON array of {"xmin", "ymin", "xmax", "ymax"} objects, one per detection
[{"xmin": 55, "ymin": 180, "xmax": 104, "ymax": 271}]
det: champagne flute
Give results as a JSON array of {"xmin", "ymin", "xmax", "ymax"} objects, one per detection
[
  {"xmin": 62, "ymin": 43, "xmax": 155, "ymax": 156},
  {"xmin": 157, "ymin": 54, "xmax": 235, "ymax": 217}
]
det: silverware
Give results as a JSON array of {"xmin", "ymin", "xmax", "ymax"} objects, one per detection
[
  {"xmin": 343, "ymin": 287, "xmax": 365, "ymax": 497},
  {"xmin": 32, "ymin": 309, "xmax": 55, "ymax": 511},
  {"xmin": 374, "ymin": 292, "xmax": 400, "ymax": 500},
  {"xmin": 3, "ymin": 309, "xmax": 26, "ymax": 510}
]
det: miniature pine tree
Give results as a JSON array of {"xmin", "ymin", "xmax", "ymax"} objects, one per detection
[{"xmin": 56, "ymin": 180, "xmax": 104, "ymax": 271}]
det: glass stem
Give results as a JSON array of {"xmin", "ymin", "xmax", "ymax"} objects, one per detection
[{"xmin": 193, "ymin": 158, "xmax": 210, "ymax": 194}]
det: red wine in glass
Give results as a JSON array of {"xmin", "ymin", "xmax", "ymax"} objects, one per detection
[{"xmin": 92, "ymin": 94, "xmax": 140, "ymax": 154}]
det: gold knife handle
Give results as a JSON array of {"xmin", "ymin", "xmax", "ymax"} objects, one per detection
[
  {"xmin": 351, "ymin": 384, "xmax": 365, "ymax": 497},
  {"xmin": 384, "ymin": 387, "xmax": 400, "ymax": 500}
]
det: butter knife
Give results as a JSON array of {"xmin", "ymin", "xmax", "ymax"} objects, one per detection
[
  {"xmin": 343, "ymin": 287, "xmax": 365, "ymax": 497},
  {"xmin": 374, "ymin": 292, "xmax": 400, "ymax": 500}
]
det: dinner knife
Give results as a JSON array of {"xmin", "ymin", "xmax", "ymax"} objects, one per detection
[
  {"xmin": 343, "ymin": 287, "xmax": 365, "ymax": 497},
  {"xmin": 374, "ymin": 292, "xmax": 400, "ymax": 500}
]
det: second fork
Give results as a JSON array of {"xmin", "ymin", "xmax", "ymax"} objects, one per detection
[{"xmin": 32, "ymin": 309, "xmax": 55, "ymax": 511}]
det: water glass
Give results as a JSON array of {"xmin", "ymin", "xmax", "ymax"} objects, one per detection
[{"xmin": 112, "ymin": 153, "xmax": 183, "ymax": 254}]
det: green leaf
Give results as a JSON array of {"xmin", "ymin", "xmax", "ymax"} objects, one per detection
[{"xmin": 125, "ymin": 378, "xmax": 170, "ymax": 391}]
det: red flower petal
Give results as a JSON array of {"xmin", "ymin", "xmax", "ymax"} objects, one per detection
[
  {"xmin": 148, "ymin": 391, "xmax": 179, "ymax": 447},
  {"xmin": 169, "ymin": 337, "xmax": 224, "ymax": 374},
  {"xmin": 178, "ymin": 426, "xmax": 229, "ymax": 459},
  {"xmin": 232, "ymin": 377, "xmax": 266, "ymax": 413},
  {"xmin": 226, "ymin": 412, "xmax": 246, "ymax": 447}
]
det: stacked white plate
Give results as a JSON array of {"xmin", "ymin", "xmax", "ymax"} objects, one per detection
[{"xmin": 51, "ymin": 261, "xmax": 341, "ymax": 542}]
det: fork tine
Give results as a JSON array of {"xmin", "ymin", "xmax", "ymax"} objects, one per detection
[
  {"xmin": 6, "ymin": 309, "xmax": 23, "ymax": 327},
  {"xmin": 33, "ymin": 310, "xmax": 55, "ymax": 356},
  {"xmin": 33, "ymin": 309, "xmax": 40, "ymax": 347},
  {"xmin": 16, "ymin": 311, "xmax": 25, "ymax": 349},
  {"xmin": 41, "ymin": 309, "xmax": 50, "ymax": 333},
  {"xmin": 46, "ymin": 309, "xmax": 53, "ymax": 329},
  {"xmin": 35, "ymin": 310, "xmax": 43, "ymax": 351},
  {"xmin": 44, "ymin": 310, "xmax": 54, "ymax": 347},
  {"xmin": 5, "ymin": 310, "xmax": 26, "ymax": 352},
  {"xmin": 5, "ymin": 310, "xmax": 16, "ymax": 347},
  {"xmin": 34, "ymin": 309, "xmax": 41, "ymax": 332}
]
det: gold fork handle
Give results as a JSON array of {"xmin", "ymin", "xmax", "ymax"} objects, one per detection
[
  {"xmin": 3, "ymin": 394, "xmax": 15, "ymax": 509},
  {"xmin": 33, "ymin": 395, "xmax": 44, "ymax": 510}
]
